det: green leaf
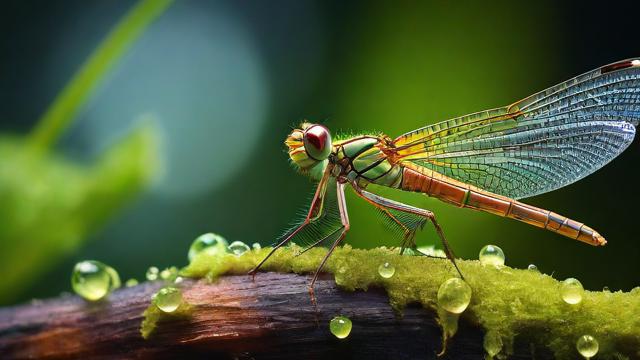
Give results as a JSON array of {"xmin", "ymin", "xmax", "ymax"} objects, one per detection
[{"xmin": 0, "ymin": 124, "xmax": 159, "ymax": 304}]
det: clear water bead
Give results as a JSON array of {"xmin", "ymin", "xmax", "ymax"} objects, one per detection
[
  {"xmin": 154, "ymin": 286, "xmax": 183, "ymax": 313},
  {"xmin": 329, "ymin": 316, "xmax": 352, "ymax": 339},
  {"xmin": 576, "ymin": 335, "xmax": 599, "ymax": 359},
  {"xmin": 71, "ymin": 260, "xmax": 120, "ymax": 301},
  {"xmin": 437, "ymin": 278, "xmax": 472, "ymax": 314},
  {"xmin": 188, "ymin": 233, "xmax": 228, "ymax": 261},
  {"xmin": 146, "ymin": 266, "xmax": 159, "ymax": 281},
  {"xmin": 560, "ymin": 278, "xmax": 584, "ymax": 305},
  {"xmin": 228, "ymin": 241, "xmax": 250, "ymax": 256},
  {"xmin": 527, "ymin": 264, "xmax": 538, "ymax": 272},
  {"xmin": 252, "ymin": 242, "xmax": 261, "ymax": 250},
  {"xmin": 125, "ymin": 278, "xmax": 138, "ymax": 287},
  {"xmin": 378, "ymin": 262, "xmax": 395, "ymax": 279},
  {"xmin": 479, "ymin": 245, "xmax": 505, "ymax": 266},
  {"xmin": 160, "ymin": 266, "xmax": 179, "ymax": 281}
]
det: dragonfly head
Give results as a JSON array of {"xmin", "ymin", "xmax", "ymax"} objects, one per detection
[{"xmin": 285, "ymin": 123, "xmax": 332, "ymax": 179}]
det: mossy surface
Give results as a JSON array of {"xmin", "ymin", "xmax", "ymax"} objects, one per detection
[{"xmin": 143, "ymin": 245, "xmax": 640, "ymax": 359}]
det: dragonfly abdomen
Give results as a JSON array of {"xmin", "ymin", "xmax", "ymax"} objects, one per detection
[{"xmin": 400, "ymin": 166, "xmax": 606, "ymax": 246}]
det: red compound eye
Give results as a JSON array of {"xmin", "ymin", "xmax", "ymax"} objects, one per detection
[{"xmin": 303, "ymin": 125, "xmax": 332, "ymax": 160}]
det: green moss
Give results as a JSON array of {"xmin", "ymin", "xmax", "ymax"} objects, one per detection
[
  {"xmin": 143, "ymin": 245, "xmax": 640, "ymax": 359},
  {"xmin": 141, "ymin": 301, "xmax": 192, "ymax": 339}
]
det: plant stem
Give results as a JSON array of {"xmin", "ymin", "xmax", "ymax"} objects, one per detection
[{"xmin": 27, "ymin": 0, "xmax": 173, "ymax": 153}]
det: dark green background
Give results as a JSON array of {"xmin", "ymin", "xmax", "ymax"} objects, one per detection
[{"xmin": 1, "ymin": 0, "xmax": 638, "ymax": 304}]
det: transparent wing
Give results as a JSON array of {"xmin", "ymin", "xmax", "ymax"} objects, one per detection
[
  {"xmin": 278, "ymin": 180, "xmax": 343, "ymax": 249},
  {"xmin": 394, "ymin": 59, "xmax": 640, "ymax": 199}
]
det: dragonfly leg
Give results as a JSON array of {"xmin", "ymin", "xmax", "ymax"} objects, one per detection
[
  {"xmin": 296, "ymin": 226, "xmax": 343, "ymax": 256},
  {"xmin": 351, "ymin": 185, "xmax": 463, "ymax": 279},
  {"xmin": 308, "ymin": 182, "xmax": 350, "ymax": 303},
  {"xmin": 249, "ymin": 168, "xmax": 333, "ymax": 277}
]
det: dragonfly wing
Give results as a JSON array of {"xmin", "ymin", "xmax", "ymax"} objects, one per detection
[
  {"xmin": 279, "ymin": 180, "xmax": 344, "ymax": 249},
  {"xmin": 394, "ymin": 59, "xmax": 640, "ymax": 199}
]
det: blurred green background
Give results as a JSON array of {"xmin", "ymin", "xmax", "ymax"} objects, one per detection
[{"xmin": 1, "ymin": 0, "xmax": 638, "ymax": 306}]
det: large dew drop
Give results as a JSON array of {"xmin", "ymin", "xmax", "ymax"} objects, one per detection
[
  {"xmin": 576, "ymin": 335, "xmax": 599, "ymax": 359},
  {"xmin": 71, "ymin": 260, "xmax": 120, "ymax": 301},
  {"xmin": 377, "ymin": 262, "xmax": 395, "ymax": 279},
  {"xmin": 188, "ymin": 233, "xmax": 229, "ymax": 261},
  {"xmin": 437, "ymin": 278, "xmax": 472, "ymax": 314},
  {"xmin": 478, "ymin": 245, "xmax": 505, "ymax": 266},
  {"xmin": 329, "ymin": 316, "xmax": 352, "ymax": 339},
  {"xmin": 153, "ymin": 286, "xmax": 183, "ymax": 313},
  {"xmin": 560, "ymin": 278, "xmax": 584, "ymax": 305}
]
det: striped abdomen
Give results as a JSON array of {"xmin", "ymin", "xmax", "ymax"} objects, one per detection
[{"xmin": 400, "ymin": 166, "xmax": 606, "ymax": 246}]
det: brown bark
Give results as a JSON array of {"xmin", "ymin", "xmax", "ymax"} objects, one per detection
[{"xmin": 0, "ymin": 272, "xmax": 543, "ymax": 359}]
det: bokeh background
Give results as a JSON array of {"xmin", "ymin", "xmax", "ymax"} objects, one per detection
[{"xmin": 1, "ymin": 0, "xmax": 639, "ymax": 305}]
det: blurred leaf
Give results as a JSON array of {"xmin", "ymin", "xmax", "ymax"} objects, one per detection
[{"xmin": 0, "ymin": 124, "xmax": 159, "ymax": 303}]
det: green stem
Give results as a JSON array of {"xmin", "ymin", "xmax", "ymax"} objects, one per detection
[{"xmin": 27, "ymin": 0, "xmax": 173, "ymax": 153}]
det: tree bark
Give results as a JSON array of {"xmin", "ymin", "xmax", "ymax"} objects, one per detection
[{"xmin": 0, "ymin": 272, "xmax": 543, "ymax": 359}]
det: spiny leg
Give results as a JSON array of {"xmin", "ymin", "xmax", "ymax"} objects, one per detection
[
  {"xmin": 352, "ymin": 184, "xmax": 463, "ymax": 279},
  {"xmin": 308, "ymin": 182, "xmax": 350, "ymax": 303},
  {"xmin": 249, "ymin": 167, "xmax": 332, "ymax": 276},
  {"xmin": 297, "ymin": 226, "xmax": 343, "ymax": 256}
]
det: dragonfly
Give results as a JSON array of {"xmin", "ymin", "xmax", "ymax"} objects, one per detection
[{"xmin": 250, "ymin": 58, "xmax": 640, "ymax": 294}]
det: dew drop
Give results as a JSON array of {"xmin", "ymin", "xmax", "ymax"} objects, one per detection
[
  {"xmin": 479, "ymin": 245, "xmax": 505, "ymax": 266},
  {"xmin": 228, "ymin": 241, "xmax": 250, "ymax": 256},
  {"xmin": 527, "ymin": 264, "xmax": 538, "ymax": 272},
  {"xmin": 125, "ymin": 278, "xmax": 138, "ymax": 287},
  {"xmin": 560, "ymin": 278, "xmax": 584, "ymax": 305},
  {"xmin": 71, "ymin": 260, "xmax": 120, "ymax": 301},
  {"xmin": 160, "ymin": 266, "xmax": 179, "ymax": 281},
  {"xmin": 174, "ymin": 276, "xmax": 184, "ymax": 284},
  {"xmin": 188, "ymin": 233, "xmax": 229, "ymax": 261},
  {"xmin": 153, "ymin": 286, "xmax": 183, "ymax": 313},
  {"xmin": 329, "ymin": 316, "xmax": 352, "ymax": 339},
  {"xmin": 252, "ymin": 242, "xmax": 261, "ymax": 250},
  {"xmin": 146, "ymin": 266, "xmax": 159, "ymax": 281},
  {"xmin": 603, "ymin": 286, "xmax": 610, "ymax": 292},
  {"xmin": 576, "ymin": 334, "xmax": 599, "ymax": 359},
  {"xmin": 483, "ymin": 330, "xmax": 503, "ymax": 358},
  {"xmin": 437, "ymin": 278, "xmax": 472, "ymax": 314},
  {"xmin": 377, "ymin": 262, "xmax": 395, "ymax": 279}
]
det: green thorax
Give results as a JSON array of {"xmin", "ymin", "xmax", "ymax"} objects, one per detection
[{"xmin": 335, "ymin": 136, "xmax": 402, "ymax": 188}]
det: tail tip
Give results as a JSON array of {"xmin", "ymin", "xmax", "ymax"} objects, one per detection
[{"xmin": 594, "ymin": 233, "xmax": 607, "ymax": 246}]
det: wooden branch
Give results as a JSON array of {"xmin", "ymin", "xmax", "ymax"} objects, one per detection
[{"xmin": 0, "ymin": 272, "xmax": 543, "ymax": 359}]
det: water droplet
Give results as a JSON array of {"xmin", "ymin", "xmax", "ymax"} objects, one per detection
[
  {"xmin": 527, "ymin": 264, "xmax": 538, "ymax": 272},
  {"xmin": 160, "ymin": 266, "xmax": 179, "ymax": 281},
  {"xmin": 437, "ymin": 278, "xmax": 472, "ymax": 314},
  {"xmin": 576, "ymin": 335, "xmax": 599, "ymax": 359},
  {"xmin": 252, "ymin": 242, "xmax": 261, "ymax": 250},
  {"xmin": 560, "ymin": 278, "xmax": 584, "ymax": 305},
  {"xmin": 329, "ymin": 316, "xmax": 352, "ymax": 339},
  {"xmin": 174, "ymin": 276, "xmax": 184, "ymax": 284},
  {"xmin": 479, "ymin": 245, "xmax": 505, "ymax": 266},
  {"xmin": 228, "ymin": 241, "xmax": 250, "ymax": 256},
  {"xmin": 146, "ymin": 266, "xmax": 159, "ymax": 281},
  {"xmin": 125, "ymin": 278, "xmax": 138, "ymax": 287},
  {"xmin": 153, "ymin": 286, "xmax": 183, "ymax": 313},
  {"xmin": 483, "ymin": 330, "xmax": 503, "ymax": 358},
  {"xmin": 377, "ymin": 262, "xmax": 395, "ymax": 279},
  {"xmin": 71, "ymin": 260, "xmax": 120, "ymax": 301},
  {"xmin": 188, "ymin": 233, "xmax": 228, "ymax": 261},
  {"xmin": 603, "ymin": 286, "xmax": 610, "ymax": 292}
]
